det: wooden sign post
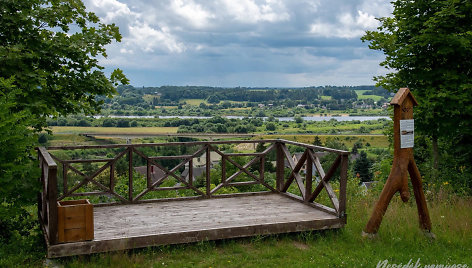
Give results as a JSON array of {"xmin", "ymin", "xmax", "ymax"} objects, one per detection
[{"xmin": 363, "ymin": 88, "xmax": 433, "ymax": 236}]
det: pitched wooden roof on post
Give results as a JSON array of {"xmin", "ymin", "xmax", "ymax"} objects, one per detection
[{"xmin": 390, "ymin": 87, "xmax": 418, "ymax": 106}]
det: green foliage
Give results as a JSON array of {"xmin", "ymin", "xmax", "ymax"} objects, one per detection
[
  {"xmin": 0, "ymin": 78, "xmax": 41, "ymax": 245},
  {"xmin": 313, "ymin": 135, "xmax": 322, "ymax": 146},
  {"xmin": 265, "ymin": 122, "xmax": 276, "ymax": 131},
  {"xmin": 294, "ymin": 116, "xmax": 303, "ymax": 124},
  {"xmin": 353, "ymin": 151, "xmax": 373, "ymax": 182},
  {"xmin": 0, "ymin": 0, "xmax": 128, "ymax": 120},
  {"xmin": 362, "ymin": 0, "xmax": 472, "ymax": 187}
]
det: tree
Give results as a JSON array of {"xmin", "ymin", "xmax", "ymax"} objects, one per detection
[
  {"xmin": 0, "ymin": 0, "xmax": 127, "ymax": 242},
  {"xmin": 0, "ymin": 78, "xmax": 40, "ymax": 242},
  {"xmin": 354, "ymin": 151, "xmax": 373, "ymax": 182},
  {"xmin": 313, "ymin": 136, "xmax": 323, "ymax": 146},
  {"xmin": 0, "ymin": 0, "xmax": 128, "ymax": 122},
  {"xmin": 294, "ymin": 116, "xmax": 303, "ymax": 124},
  {"xmin": 362, "ymin": 0, "xmax": 472, "ymax": 173},
  {"xmin": 265, "ymin": 122, "xmax": 276, "ymax": 131},
  {"xmin": 207, "ymin": 95, "xmax": 220, "ymax": 104}
]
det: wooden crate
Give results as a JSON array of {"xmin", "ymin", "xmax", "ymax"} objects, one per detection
[{"xmin": 57, "ymin": 199, "xmax": 94, "ymax": 243}]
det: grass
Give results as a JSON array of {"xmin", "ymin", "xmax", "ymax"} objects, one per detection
[
  {"xmin": 320, "ymin": 95, "xmax": 332, "ymax": 100},
  {"xmin": 182, "ymin": 99, "xmax": 207, "ymax": 106},
  {"xmin": 50, "ymin": 126, "xmax": 179, "ymax": 134},
  {"xmin": 37, "ymin": 190, "xmax": 470, "ymax": 267},
  {"xmin": 355, "ymin": 90, "xmax": 385, "ymax": 102}
]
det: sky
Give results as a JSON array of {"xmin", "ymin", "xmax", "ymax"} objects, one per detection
[{"xmin": 83, "ymin": 0, "xmax": 393, "ymax": 87}]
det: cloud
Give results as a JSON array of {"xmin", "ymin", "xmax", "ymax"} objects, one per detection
[
  {"xmin": 85, "ymin": 0, "xmax": 392, "ymax": 86},
  {"xmin": 170, "ymin": 0, "xmax": 215, "ymax": 28},
  {"xmin": 310, "ymin": 10, "xmax": 379, "ymax": 38},
  {"xmin": 220, "ymin": 0, "xmax": 290, "ymax": 23}
]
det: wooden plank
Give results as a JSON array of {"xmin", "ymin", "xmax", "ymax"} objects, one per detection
[
  {"xmin": 133, "ymin": 146, "xmax": 207, "ymax": 200},
  {"xmin": 338, "ymin": 155, "xmax": 349, "ymax": 218},
  {"xmin": 310, "ymin": 151, "xmax": 339, "ymax": 213},
  {"xmin": 68, "ymin": 192, "xmax": 108, "ymax": 197},
  {"xmin": 46, "ymin": 193, "xmax": 343, "ymax": 258},
  {"xmin": 206, "ymin": 145, "xmax": 211, "ymax": 196},
  {"xmin": 281, "ymin": 149, "xmax": 308, "ymax": 193},
  {"xmin": 225, "ymin": 153, "xmax": 265, "ymax": 157},
  {"xmin": 280, "ymin": 144, "xmax": 306, "ymax": 199},
  {"xmin": 46, "ymin": 140, "xmax": 279, "ymax": 151},
  {"xmin": 63, "ymin": 163, "xmax": 68, "ymax": 195},
  {"xmin": 146, "ymin": 160, "xmax": 151, "ymax": 188},
  {"xmin": 209, "ymin": 144, "xmax": 275, "ymax": 194},
  {"xmin": 85, "ymin": 204, "xmax": 94, "ymax": 241},
  {"xmin": 128, "ymin": 147, "xmax": 133, "ymax": 201},
  {"xmin": 308, "ymin": 155, "xmax": 341, "ymax": 202},
  {"xmin": 38, "ymin": 147, "xmax": 57, "ymax": 167},
  {"xmin": 227, "ymin": 181, "xmax": 260, "ymax": 187},
  {"xmin": 59, "ymin": 148, "xmax": 129, "ymax": 200},
  {"xmin": 151, "ymin": 186, "xmax": 190, "ymax": 191},
  {"xmin": 276, "ymin": 142, "xmax": 285, "ymax": 191},
  {"xmin": 277, "ymin": 139, "xmax": 349, "ymax": 155},
  {"xmin": 280, "ymin": 192, "xmax": 337, "ymax": 216},
  {"xmin": 48, "ymin": 218, "xmax": 343, "ymax": 258},
  {"xmin": 47, "ymin": 166, "xmax": 58, "ymax": 245},
  {"xmin": 221, "ymin": 156, "xmax": 226, "ymax": 184},
  {"xmin": 260, "ymin": 155, "xmax": 265, "ymax": 183},
  {"xmin": 305, "ymin": 153, "xmax": 312, "ymax": 202},
  {"xmin": 110, "ymin": 164, "xmax": 115, "ymax": 192},
  {"xmin": 149, "ymin": 155, "xmax": 193, "ymax": 160},
  {"xmin": 64, "ymin": 158, "xmax": 115, "ymax": 163},
  {"xmin": 188, "ymin": 159, "xmax": 193, "ymax": 186}
]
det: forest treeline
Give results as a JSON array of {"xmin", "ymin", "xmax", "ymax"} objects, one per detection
[{"xmin": 114, "ymin": 85, "xmax": 386, "ymax": 103}]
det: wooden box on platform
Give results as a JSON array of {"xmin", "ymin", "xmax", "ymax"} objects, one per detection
[{"xmin": 57, "ymin": 199, "xmax": 93, "ymax": 243}]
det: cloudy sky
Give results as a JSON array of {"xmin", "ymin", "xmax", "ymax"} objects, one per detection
[{"xmin": 83, "ymin": 0, "xmax": 393, "ymax": 87}]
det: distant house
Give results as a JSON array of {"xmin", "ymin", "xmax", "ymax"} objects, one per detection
[
  {"xmin": 258, "ymin": 104, "xmax": 265, "ymax": 108},
  {"xmin": 181, "ymin": 166, "xmax": 206, "ymax": 182},
  {"xmin": 134, "ymin": 165, "xmax": 166, "ymax": 184},
  {"xmin": 192, "ymin": 151, "xmax": 222, "ymax": 167}
]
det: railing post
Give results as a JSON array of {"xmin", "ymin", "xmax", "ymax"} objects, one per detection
[
  {"xmin": 305, "ymin": 150, "xmax": 312, "ymax": 202},
  {"xmin": 128, "ymin": 147, "xmax": 133, "ymax": 201},
  {"xmin": 339, "ymin": 154, "xmax": 349, "ymax": 220},
  {"xmin": 276, "ymin": 142, "xmax": 284, "ymax": 191},
  {"xmin": 206, "ymin": 145, "xmax": 211, "ymax": 197},
  {"xmin": 47, "ymin": 164, "xmax": 58, "ymax": 245},
  {"xmin": 110, "ymin": 163, "xmax": 115, "ymax": 192},
  {"xmin": 189, "ymin": 159, "xmax": 193, "ymax": 186},
  {"xmin": 259, "ymin": 155, "xmax": 265, "ymax": 182},
  {"xmin": 62, "ymin": 163, "xmax": 68, "ymax": 194}
]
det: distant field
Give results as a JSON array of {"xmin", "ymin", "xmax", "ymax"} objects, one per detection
[
  {"xmin": 258, "ymin": 134, "xmax": 389, "ymax": 148},
  {"xmin": 143, "ymin": 94, "xmax": 158, "ymax": 103},
  {"xmin": 320, "ymin": 95, "xmax": 332, "ymax": 100},
  {"xmin": 51, "ymin": 126, "xmax": 179, "ymax": 134},
  {"xmin": 182, "ymin": 99, "xmax": 207, "ymax": 105},
  {"xmin": 355, "ymin": 90, "xmax": 384, "ymax": 102}
]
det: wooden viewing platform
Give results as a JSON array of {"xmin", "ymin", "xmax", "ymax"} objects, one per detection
[{"xmin": 37, "ymin": 139, "xmax": 349, "ymax": 258}]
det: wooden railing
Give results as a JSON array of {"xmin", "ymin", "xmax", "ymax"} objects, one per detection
[{"xmin": 37, "ymin": 139, "xmax": 349, "ymax": 245}]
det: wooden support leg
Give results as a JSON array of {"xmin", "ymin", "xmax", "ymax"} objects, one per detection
[
  {"xmin": 408, "ymin": 158, "xmax": 432, "ymax": 232},
  {"xmin": 364, "ymin": 161, "xmax": 405, "ymax": 234}
]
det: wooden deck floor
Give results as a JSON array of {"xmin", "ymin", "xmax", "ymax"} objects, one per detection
[{"xmin": 47, "ymin": 193, "xmax": 344, "ymax": 258}]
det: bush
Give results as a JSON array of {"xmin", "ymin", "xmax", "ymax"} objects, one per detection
[{"xmin": 102, "ymin": 118, "xmax": 116, "ymax": 127}]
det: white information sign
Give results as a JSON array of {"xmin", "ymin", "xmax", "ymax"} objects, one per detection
[{"xmin": 400, "ymin": 119, "xmax": 414, "ymax": 148}]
